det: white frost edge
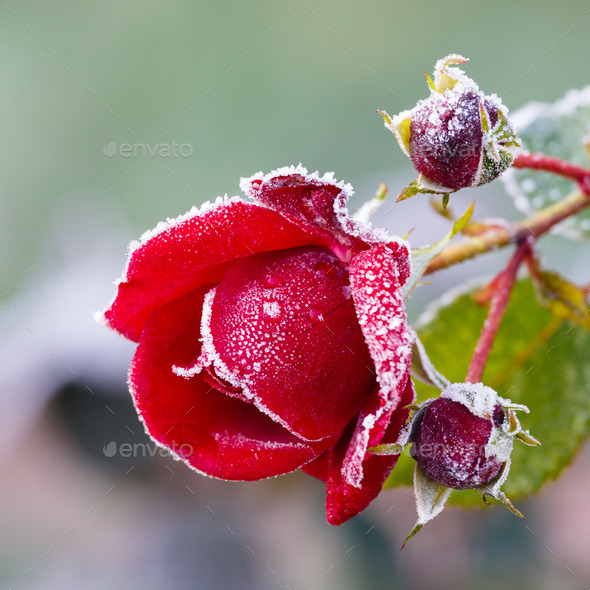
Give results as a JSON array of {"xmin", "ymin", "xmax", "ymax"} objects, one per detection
[
  {"xmin": 412, "ymin": 329, "xmax": 451, "ymax": 390},
  {"xmin": 342, "ymin": 337, "xmax": 415, "ymax": 487},
  {"xmin": 440, "ymin": 382, "xmax": 499, "ymax": 419},
  {"xmin": 240, "ymin": 163, "xmax": 409, "ymax": 256},
  {"xmin": 341, "ymin": 413, "xmax": 377, "ymax": 488},
  {"xmin": 342, "ymin": 368, "xmax": 412, "ymax": 488},
  {"xmin": 433, "ymin": 54, "xmax": 472, "ymax": 91},
  {"xmin": 95, "ymin": 194, "xmax": 244, "ymax": 327},
  {"xmin": 124, "ymin": 195, "xmax": 242, "ymax": 278},
  {"xmin": 127, "ymin": 364, "xmax": 311, "ymax": 483},
  {"xmin": 174, "ymin": 286, "xmax": 327, "ymax": 444},
  {"xmin": 239, "ymin": 163, "xmax": 354, "ymax": 200}
]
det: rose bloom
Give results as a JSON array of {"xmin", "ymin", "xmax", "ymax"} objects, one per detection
[{"xmin": 99, "ymin": 165, "xmax": 415, "ymax": 525}]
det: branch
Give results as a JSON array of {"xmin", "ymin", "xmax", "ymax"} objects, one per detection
[
  {"xmin": 426, "ymin": 189, "xmax": 590, "ymax": 274},
  {"xmin": 425, "ymin": 152, "xmax": 590, "ymax": 275},
  {"xmin": 512, "ymin": 152, "xmax": 590, "ymax": 195}
]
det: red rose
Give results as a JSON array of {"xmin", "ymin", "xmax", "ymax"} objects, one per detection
[{"xmin": 99, "ymin": 165, "xmax": 415, "ymax": 525}]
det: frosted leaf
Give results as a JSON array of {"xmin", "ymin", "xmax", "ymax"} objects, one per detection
[
  {"xmin": 502, "ymin": 86, "xmax": 590, "ymax": 239},
  {"xmin": 401, "ymin": 201, "xmax": 474, "ymax": 300}
]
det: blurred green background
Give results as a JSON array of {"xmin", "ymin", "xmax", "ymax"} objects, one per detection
[
  {"xmin": 2, "ymin": 0, "xmax": 590, "ymax": 294},
  {"xmin": 2, "ymin": 1, "xmax": 590, "ymax": 589}
]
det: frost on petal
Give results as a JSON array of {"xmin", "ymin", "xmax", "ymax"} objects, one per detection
[
  {"xmin": 241, "ymin": 165, "xmax": 392, "ymax": 258},
  {"xmin": 201, "ymin": 246, "xmax": 375, "ymax": 442},
  {"xmin": 344, "ymin": 243, "xmax": 414, "ymax": 487},
  {"xmin": 101, "ymin": 198, "xmax": 329, "ymax": 342},
  {"xmin": 303, "ymin": 377, "xmax": 415, "ymax": 525},
  {"xmin": 130, "ymin": 288, "xmax": 331, "ymax": 481}
]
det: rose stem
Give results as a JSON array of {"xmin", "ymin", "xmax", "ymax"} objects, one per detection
[
  {"xmin": 512, "ymin": 152, "xmax": 590, "ymax": 195},
  {"xmin": 465, "ymin": 238, "xmax": 532, "ymax": 384},
  {"xmin": 426, "ymin": 188, "xmax": 590, "ymax": 274},
  {"xmin": 426, "ymin": 149, "xmax": 590, "ymax": 275},
  {"xmin": 426, "ymin": 153, "xmax": 590, "ymax": 275}
]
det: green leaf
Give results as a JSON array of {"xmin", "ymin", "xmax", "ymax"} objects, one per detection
[
  {"xmin": 530, "ymin": 268, "xmax": 590, "ymax": 329},
  {"xmin": 385, "ymin": 279, "xmax": 590, "ymax": 506},
  {"xmin": 502, "ymin": 86, "xmax": 590, "ymax": 239}
]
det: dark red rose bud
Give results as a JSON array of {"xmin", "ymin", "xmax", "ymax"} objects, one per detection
[
  {"xmin": 410, "ymin": 397, "xmax": 504, "ymax": 489},
  {"xmin": 408, "ymin": 89, "xmax": 484, "ymax": 191},
  {"xmin": 383, "ymin": 381, "xmax": 540, "ymax": 546},
  {"xmin": 379, "ymin": 54, "xmax": 521, "ymax": 200}
]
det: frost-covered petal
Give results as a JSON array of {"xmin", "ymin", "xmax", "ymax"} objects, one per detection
[
  {"xmin": 101, "ymin": 198, "xmax": 329, "ymax": 342},
  {"xmin": 198, "ymin": 246, "xmax": 375, "ymax": 442},
  {"xmin": 303, "ymin": 377, "xmax": 415, "ymax": 525},
  {"xmin": 130, "ymin": 288, "xmax": 331, "ymax": 480},
  {"xmin": 241, "ymin": 165, "xmax": 391, "ymax": 257},
  {"xmin": 344, "ymin": 243, "xmax": 414, "ymax": 487}
]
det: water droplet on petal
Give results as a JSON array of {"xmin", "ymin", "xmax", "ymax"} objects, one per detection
[
  {"xmin": 264, "ymin": 275, "xmax": 284, "ymax": 288},
  {"xmin": 315, "ymin": 261, "xmax": 337, "ymax": 280},
  {"xmin": 262, "ymin": 300, "xmax": 283, "ymax": 322},
  {"xmin": 309, "ymin": 307, "xmax": 325, "ymax": 325}
]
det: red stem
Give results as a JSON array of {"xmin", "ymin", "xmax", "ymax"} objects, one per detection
[
  {"xmin": 513, "ymin": 152, "xmax": 590, "ymax": 195},
  {"xmin": 465, "ymin": 239, "xmax": 532, "ymax": 384}
]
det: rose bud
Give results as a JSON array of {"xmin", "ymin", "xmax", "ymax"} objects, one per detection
[
  {"xmin": 98, "ymin": 165, "xmax": 416, "ymax": 525},
  {"xmin": 371, "ymin": 380, "xmax": 539, "ymax": 546},
  {"xmin": 379, "ymin": 54, "xmax": 521, "ymax": 202},
  {"xmin": 410, "ymin": 395, "xmax": 506, "ymax": 489}
]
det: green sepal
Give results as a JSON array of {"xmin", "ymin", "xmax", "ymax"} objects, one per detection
[
  {"xmin": 401, "ymin": 201, "xmax": 474, "ymax": 299},
  {"xmin": 516, "ymin": 430, "xmax": 541, "ymax": 446},
  {"xmin": 402, "ymin": 464, "xmax": 452, "ymax": 549},
  {"xmin": 368, "ymin": 442, "xmax": 404, "ymax": 456}
]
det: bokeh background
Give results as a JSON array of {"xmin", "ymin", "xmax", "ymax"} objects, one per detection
[{"xmin": 2, "ymin": 1, "xmax": 590, "ymax": 588}]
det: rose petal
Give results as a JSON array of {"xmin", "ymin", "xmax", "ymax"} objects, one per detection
[
  {"xmin": 241, "ymin": 165, "xmax": 392, "ymax": 259},
  {"xmin": 199, "ymin": 246, "xmax": 375, "ymax": 442},
  {"xmin": 130, "ymin": 288, "xmax": 331, "ymax": 480},
  {"xmin": 303, "ymin": 377, "xmax": 415, "ymax": 525},
  {"xmin": 101, "ymin": 198, "xmax": 329, "ymax": 341},
  {"xmin": 343, "ymin": 243, "xmax": 414, "ymax": 487}
]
